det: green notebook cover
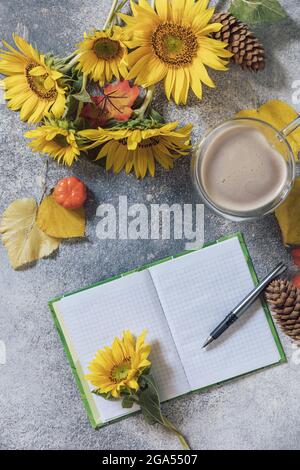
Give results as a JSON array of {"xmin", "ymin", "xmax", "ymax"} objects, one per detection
[{"xmin": 49, "ymin": 232, "xmax": 286, "ymax": 429}]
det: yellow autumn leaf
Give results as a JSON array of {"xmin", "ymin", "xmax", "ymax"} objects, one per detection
[
  {"xmin": 236, "ymin": 100, "xmax": 300, "ymax": 160},
  {"xmin": 37, "ymin": 194, "xmax": 86, "ymax": 239},
  {"xmin": 0, "ymin": 198, "xmax": 60, "ymax": 269},
  {"xmin": 275, "ymin": 178, "xmax": 300, "ymax": 246}
]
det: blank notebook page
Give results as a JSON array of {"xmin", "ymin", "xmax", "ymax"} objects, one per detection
[
  {"xmin": 53, "ymin": 270, "xmax": 190, "ymax": 423},
  {"xmin": 149, "ymin": 237, "xmax": 281, "ymax": 390}
]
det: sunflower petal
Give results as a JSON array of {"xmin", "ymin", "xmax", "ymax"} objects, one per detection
[
  {"xmin": 127, "ymin": 379, "xmax": 139, "ymax": 390},
  {"xmin": 29, "ymin": 66, "xmax": 46, "ymax": 76},
  {"xmin": 51, "ymin": 93, "xmax": 65, "ymax": 118}
]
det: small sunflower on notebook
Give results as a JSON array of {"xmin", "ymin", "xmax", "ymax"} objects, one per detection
[{"xmin": 86, "ymin": 330, "xmax": 190, "ymax": 450}]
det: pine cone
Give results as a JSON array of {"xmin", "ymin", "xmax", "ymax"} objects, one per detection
[
  {"xmin": 265, "ymin": 279, "xmax": 300, "ymax": 343},
  {"xmin": 212, "ymin": 12, "xmax": 265, "ymax": 72}
]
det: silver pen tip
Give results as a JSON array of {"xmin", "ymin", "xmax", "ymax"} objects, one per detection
[{"xmin": 202, "ymin": 336, "xmax": 214, "ymax": 348}]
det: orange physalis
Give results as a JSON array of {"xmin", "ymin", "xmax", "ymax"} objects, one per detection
[
  {"xmin": 80, "ymin": 80, "xmax": 139, "ymax": 128},
  {"xmin": 292, "ymin": 273, "xmax": 300, "ymax": 289},
  {"xmin": 291, "ymin": 248, "xmax": 300, "ymax": 267},
  {"xmin": 53, "ymin": 177, "xmax": 87, "ymax": 210}
]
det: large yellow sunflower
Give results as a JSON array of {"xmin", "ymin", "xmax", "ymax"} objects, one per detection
[
  {"xmin": 25, "ymin": 120, "xmax": 82, "ymax": 166},
  {"xmin": 75, "ymin": 27, "xmax": 129, "ymax": 86},
  {"xmin": 0, "ymin": 35, "xmax": 67, "ymax": 123},
  {"xmin": 120, "ymin": 0, "xmax": 232, "ymax": 104},
  {"xmin": 85, "ymin": 330, "xmax": 151, "ymax": 398},
  {"xmin": 80, "ymin": 122, "xmax": 192, "ymax": 178}
]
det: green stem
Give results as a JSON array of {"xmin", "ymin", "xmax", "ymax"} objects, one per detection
[
  {"xmin": 116, "ymin": 0, "xmax": 130, "ymax": 13},
  {"xmin": 115, "ymin": 0, "xmax": 130, "ymax": 25},
  {"xmin": 60, "ymin": 54, "xmax": 81, "ymax": 73},
  {"xmin": 104, "ymin": 0, "xmax": 130, "ymax": 28},
  {"xmin": 103, "ymin": 0, "xmax": 119, "ymax": 29},
  {"xmin": 134, "ymin": 86, "xmax": 155, "ymax": 119},
  {"xmin": 76, "ymin": 101, "xmax": 84, "ymax": 120},
  {"xmin": 163, "ymin": 417, "xmax": 191, "ymax": 451},
  {"xmin": 62, "ymin": 51, "xmax": 77, "ymax": 63},
  {"xmin": 75, "ymin": 74, "xmax": 88, "ymax": 119},
  {"xmin": 80, "ymin": 73, "xmax": 88, "ymax": 93}
]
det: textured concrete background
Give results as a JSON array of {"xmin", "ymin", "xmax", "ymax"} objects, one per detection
[{"xmin": 1, "ymin": 0, "xmax": 300, "ymax": 450}]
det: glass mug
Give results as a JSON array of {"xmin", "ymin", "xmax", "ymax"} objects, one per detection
[{"xmin": 191, "ymin": 116, "xmax": 300, "ymax": 221}]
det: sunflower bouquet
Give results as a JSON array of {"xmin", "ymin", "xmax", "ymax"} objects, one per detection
[
  {"xmin": 0, "ymin": 0, "xmax": 231, "ymax": 178},
  {"xmin": 86, "ymin": 330, "xmax": 190, "ymax": 449}
]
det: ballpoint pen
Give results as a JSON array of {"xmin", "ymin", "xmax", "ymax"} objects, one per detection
[{"xmin": 202, "ymin": 262, "xmax": 288, "ymax": 348}]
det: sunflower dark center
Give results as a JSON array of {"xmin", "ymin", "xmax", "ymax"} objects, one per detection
[
  {"xmin": 139, "ymin": 137, "xmax": 160, "ymax": 148},
  {"xmin": 151, "ymin": 23, "xmax": 198, "ymax": 67},
  {"xmin": 53, "ymin": 133, "xmax": 69, "ymax": 147},
  {"xmin": 93, "ymin": 38, "xmax": 121, "ymax": 60},
  {"xmin": 120, "ymin": 137, "xmax": 160, "ymax": 148},
  {"xmin": 25, "ymin": 62, "xmax": 57, "ymax": 100}
]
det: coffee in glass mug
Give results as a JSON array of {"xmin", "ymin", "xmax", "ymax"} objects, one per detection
[{"xmin": 191, "ymin": 117, "xmax": 299, "ymax": 221}]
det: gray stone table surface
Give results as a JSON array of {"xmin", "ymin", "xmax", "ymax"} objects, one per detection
[{"xmin": 1, "ymin": 0, "xmax": 300, "ymax": 450}]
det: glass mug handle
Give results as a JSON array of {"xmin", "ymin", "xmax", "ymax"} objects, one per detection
[
  {"xmin": 280, "ymin": 115, "xmax": 300, "ymax": 138},
  {"xmin": 280, "ymin": 116, "xmax": 300, "ymax": 176}
]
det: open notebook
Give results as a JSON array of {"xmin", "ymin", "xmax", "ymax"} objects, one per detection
[{"xmin": 49, "ymin": 233, "xmax": 285, "ymax": 428}]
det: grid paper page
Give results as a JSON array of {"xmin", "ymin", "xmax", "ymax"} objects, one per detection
[
  {"xmin": 149, "ymin": 237, "xmax": 281, "ymax": 390},
  {"xmin": 53, "ymin": 270, "xmax": 190, "ymax": 423}
]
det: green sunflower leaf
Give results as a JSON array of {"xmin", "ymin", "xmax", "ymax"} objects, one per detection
[
  {"xmin": 109, "ymin": 116, "xmax": 165, "ymax": 131},
  {"xmin": 72, "ymin": 88, "xmax": 92, "ymax": 103},
  {"xmin": 229, "ymin": 0, "xmax": 287, "ymax": 24},
  {"xmin": 44, "ymin": 53, "xmax": 55, "ymax": 68},
  {"xmin": 122, "ymin": 396, "xmax": 135, "ymax": 408},
  {"xmin": 141, "ymin": 367, "xmax": 151, "ymax": 376},
  {"xmin": 92, "ymin": 389, "xmax": 117, "ymax": 401},
  {"xmin": 138, "ymin": 374, "xmax": 165, "ymax": 425},
  {"xmin": 149, "ymin": 108, "xmax": 165, "ymax": 124}
]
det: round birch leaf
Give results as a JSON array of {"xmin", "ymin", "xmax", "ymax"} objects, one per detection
[
  {"xmin": 0, "ymin": 198, "xmax": 60, "ymax": 269},
  {"xmin": 37, "ymin": 194, "xmax": 86, "ymax": 239}
]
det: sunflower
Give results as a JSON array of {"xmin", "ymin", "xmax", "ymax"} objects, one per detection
[
  {"xmin": 25, "ymin": 120, "xmax": 82, "ymax": 166},
  {"xmin": 120, "ymin": 0, "xmax": 232, "ymax": 104},
  {"xmin": 0, "ymin": 35, "xmax": 67, "ymax": 123},
  {"xmin": 75, "ymin": 27, "xmax": 129, "ymax": 86},
  {"xmin": 85, "ymin": 330, "xmax": 151, "ymax": 398},
  {"xmin": 80, "ymin": 122, "xmax": 192, "ymax": 178}
]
